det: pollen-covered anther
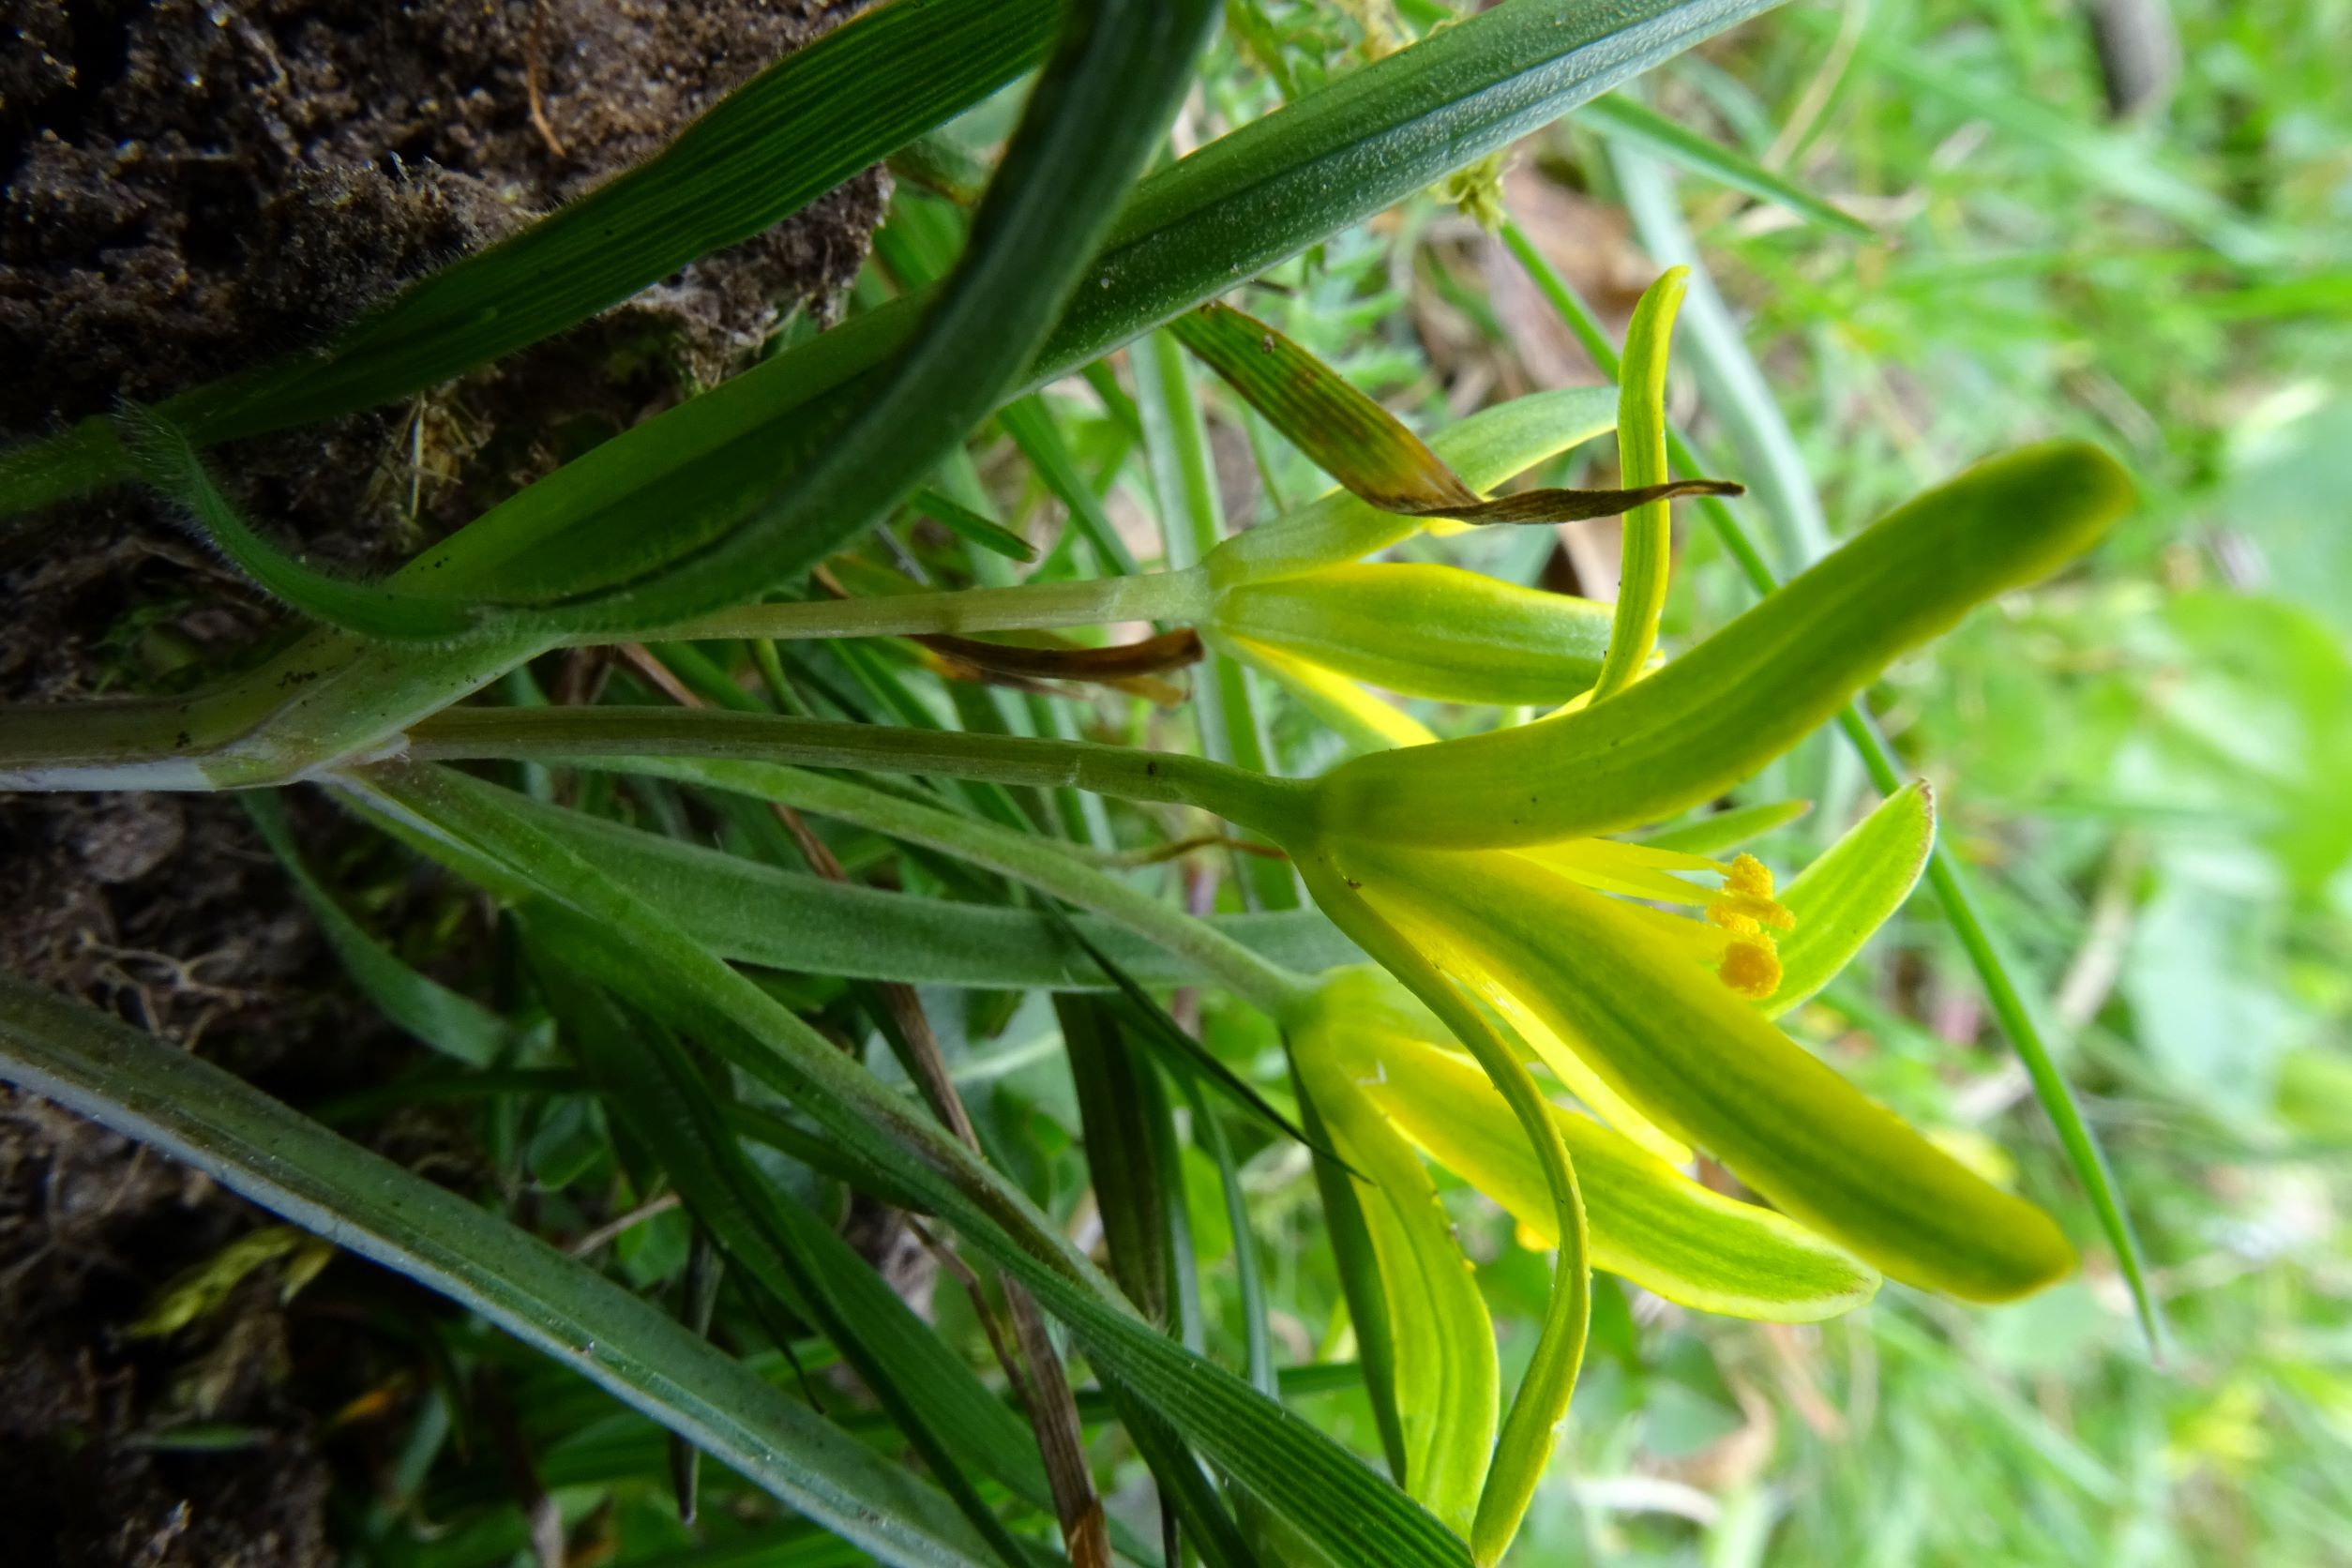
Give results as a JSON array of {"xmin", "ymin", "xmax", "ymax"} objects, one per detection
[
  {"xmin": 1717, "ymin": 939, "xmax": 1782, "ymax": 1000},
  {"xmin": 1708, "ymin": 855, "xmax": 1790, "ymax": 998},
  {"xmin": 1707, "ymin": 852, "xmax": 1795, "ymax": 932}
]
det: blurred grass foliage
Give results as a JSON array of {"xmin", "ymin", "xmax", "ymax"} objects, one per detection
[{"xmin": 3, "ymin": 0, "xmax": 2347, "ymax": 1563}]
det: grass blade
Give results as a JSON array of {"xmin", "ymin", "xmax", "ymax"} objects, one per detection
[
  {"xmin": 1578, "ymin": 93, "xmax": 1870, "ymax": 235},
  {"xmin": 360, "ymin": 761, "xmax": 1472, "ymax": 1568},
  {"xmin": 243, "ymin": 792, "xmax": 509, "ymax": 1068},
  {"xmin": 0, "ymin": 973, "xmax": 1002, "ymax": 1568},
  {"xmin": 0, "ymin": 0, "xmax": 1064, "ymax": 514}
]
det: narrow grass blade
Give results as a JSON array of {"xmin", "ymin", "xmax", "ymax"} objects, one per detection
[
  {"xmin": 1183, "ymin": 1070, "xmax": 1278, "ymax": 1398},
  {"xmin": 999, "ymin": 397, "xmax": 1140, "ymax": 577},
  {"xmin": 1578, "ymin": 94, "xmax": 1870, "ymax": 235},
  {"xmin": 244, "ymin": 792, "xmax": 508, "ymax": 1068},
  {"xmin": 0, "ymin": 973, "xmax": 1001, "ymax": 1568},
  {"xmin": 361, "ymin": 762, "xmax": 1472, "ymax": 1568},
  {"xmin": 0, "ymin": 0, "xmax": 1064, "ymax": 514},
  {"xmin": 1590, "ymin": 267, "xmax": 1692, "ymax": 701},
  {"xmin": 911, "ymin": 489, "xmax": 1037, "ymax": 565}
]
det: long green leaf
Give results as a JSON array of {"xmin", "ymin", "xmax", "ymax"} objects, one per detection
[
  {"xmin": 0, "ymin": 973, "xmax": 998, "ymax": 1568},
  {"xmin": 1577, "ymin": 94, "xmax": 1870, "ymax": 235},
  {"xmin": 0, "ymin": 0, "xmax": 1063, "ymax": 515},
  {"xmin": 243, "ymin": 792, "xmax": 509, "ymax": 1068},
  {"xmin": 359, "ymin": 762, "xmax": 1472, "ymax": 1568}
]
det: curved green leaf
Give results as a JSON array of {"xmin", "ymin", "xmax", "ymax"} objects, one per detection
[
  {"xmin": 1315, "ymin": 443, "xmax": 2134, "ymax": 849},
  {"xmin": 1590, "ymin": 266, "xmax": 1689, "ymax": 701},
  {"xmin": 0, "ymin": 973, "xmax": 999, "ymax": 1568}
]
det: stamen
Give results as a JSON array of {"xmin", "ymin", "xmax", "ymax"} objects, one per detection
[{"xmin": 1708, "ymin": 854, "xmax": 1793, "ymax": 998}]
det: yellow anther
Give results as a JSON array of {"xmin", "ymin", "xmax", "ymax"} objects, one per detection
[
  {"xmin": 1718, "ymin": 940, "xmax": 1782, "ymax": 1000},
  {"xmin": 1709, "ymin": 852, "xmax": 1795, "ymax": 931},
  {"xmin": 1709, "ymin": 856, "xmax": 1790, "ymax": 998}
]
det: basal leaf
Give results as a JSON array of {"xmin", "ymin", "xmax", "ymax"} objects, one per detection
[{"xmin": 0, "ymin": 973, "xmax": 1000, "ymax": 1568}]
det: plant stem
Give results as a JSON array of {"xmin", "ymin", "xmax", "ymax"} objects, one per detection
[
  {"xmin": 404, "ymin": 705, "xmax": 1310, "ymax": 842},
  {"xmin": 624, "ymin": 565, "xmax": 1210, "ymax": 646}
]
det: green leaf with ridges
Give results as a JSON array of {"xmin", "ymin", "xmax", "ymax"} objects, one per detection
[{"xmin": 0, "ymin": 973, "xmax": 1001, "ymax": 1568}]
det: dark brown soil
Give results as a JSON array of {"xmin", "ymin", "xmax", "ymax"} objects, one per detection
[{"xmin": 0, "ymin": 3, "xmax": 888, "ymax": 1560}]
